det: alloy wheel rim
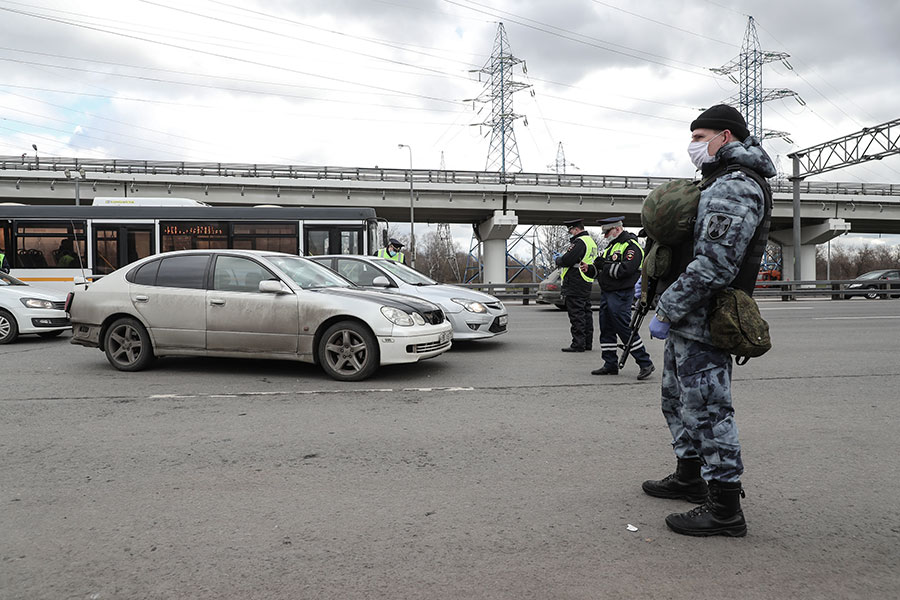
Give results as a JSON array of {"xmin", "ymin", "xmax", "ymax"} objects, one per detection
[
  {"xmin": 109, "ymin": 324, "xmax": 142, "ymax": 365},
  {"xmin": 324, "ymin": 329, "xmax": 367, "ymax": 373}
]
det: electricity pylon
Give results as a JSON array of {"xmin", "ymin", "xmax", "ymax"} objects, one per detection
[
  {"xmin": 711, "ymin": 16, "xmax": 804, "ymax": 142},
  {"xmin": 468, "ymin": 22, "xmax": 531, "ymax": 177}
]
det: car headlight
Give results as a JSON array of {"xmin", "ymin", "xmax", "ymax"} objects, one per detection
[
  {"xmin": 411, "ymin": 312, "xmax": 426, "ymax": 326},
  {"xmin": 451, "ymin": 298, "xmax": 487, "ymax": 313},
  {"xmin": 20, "ymin": 298, "xmax": 55, "ymax": 309},
  {"xmin": 381, "ymin": 306, "xmax": 414, "ymax": 326}
]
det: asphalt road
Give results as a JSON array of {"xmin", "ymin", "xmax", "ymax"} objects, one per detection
[{"xmin": 2, "ymin": 298, "xmax": 899, "ymax": 599}]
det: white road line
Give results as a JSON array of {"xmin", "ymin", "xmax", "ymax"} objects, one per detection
[
  {"xmin": 811, "ymin": 316, "xmax": 900, "ymax": 320},
  {"xmin": 149, "ymin": 387, "xmax": 475, "ymax": 400},
  {"xmin": 760, "ymin": 306, "xmax": 814, "ymax": 311}
]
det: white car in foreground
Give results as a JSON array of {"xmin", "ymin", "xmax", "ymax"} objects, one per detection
[
  {"xmin": 67, "ymin": 250, "xmax": 452, "ymax": 381},
  {"xmin": 0, "ymin": 271, "xmax": 71, "ymax": 344},
  {"xmin": 311, "ymin": 255, "xmax": 508, "ymax": 341}
]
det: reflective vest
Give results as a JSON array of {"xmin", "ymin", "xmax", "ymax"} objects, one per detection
[
  {"xmin": 561, "ymin": 235, "xmax": 598, "ymax": 284},
  {"xmin": 377, "ymin": 248, "xmax": 404, "ymax": 262},
  {"xmin": 602, "ymin": 238, "xmax": 645, "ymax": 268}
]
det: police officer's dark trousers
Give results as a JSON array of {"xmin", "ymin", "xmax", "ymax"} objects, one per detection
[
  {"xmin": 598, "ymin": 288, "xmax": 652, "ymax": 369},
  {"xmin": 565, "ymin": 293, "xmax": 593, "ymax": 350}
]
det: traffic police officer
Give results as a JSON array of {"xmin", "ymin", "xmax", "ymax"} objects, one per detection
[
  {"xmin": 376, "ymin": 238, "xmax": 407, "ymax": 265},
  {"xmin": 0, "ymin": 248, "xmax": 9, "ymax": 273},
  {"xmin": 588, "ymin": 216, "xmax": 655, "ymax": 379},
  {"xmin": 555, "ymin": 218, "xmax": 598, "ymax": 352}
]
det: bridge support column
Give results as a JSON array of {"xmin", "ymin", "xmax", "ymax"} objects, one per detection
[
  {"xmin": 477, "ymin": 210, "xmax": 518, "ymax": 283},
  {"xmin": 769, "ymin": 218, "xmax": 850, "ymax": 282}
]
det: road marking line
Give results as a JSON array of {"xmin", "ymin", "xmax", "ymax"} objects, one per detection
[
  {"xmin": 760, "ymin": 307, "xmax": 813, "ymax": 311},
  {"xmin": 811, "ymin": 316, "xmax": 900, "ymax": 320},
  {"xmin": 148, "ymin": 386, "xmax": 476, "ymax": 400}
]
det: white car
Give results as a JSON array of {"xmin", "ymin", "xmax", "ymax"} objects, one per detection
[
  {"xmin": 311, "ymin": 255, "xmax": 509, "ymax": 341},
  {"xmin": 67, "ymin": 250, "xmax": 453, "ymax": 381},
  {"xmin": 0, "ymin": 271, "xmax": 71, "ymax": 344}
]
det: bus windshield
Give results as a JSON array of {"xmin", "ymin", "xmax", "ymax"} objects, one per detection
[{"xmin": 266, "ymin": 255, "xmax": 354, "ymax": 289}]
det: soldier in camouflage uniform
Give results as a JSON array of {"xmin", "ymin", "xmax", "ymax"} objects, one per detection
[{"xmin": 644, "ymin": 104, "xmax": 776, "ymax": 537}]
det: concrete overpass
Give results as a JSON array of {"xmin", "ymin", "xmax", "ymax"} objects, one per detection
[{"xmin": 3, "ymin": 155, "xmax": 900, "ymax": 282}]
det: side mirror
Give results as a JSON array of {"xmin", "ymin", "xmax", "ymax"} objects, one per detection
[
  {"xmin": 371, "ymin": 276, "xmax": 390, "ymax": 287},
  {"xmin": 259, "ymin": 279, "xmax": 289, "ymax": 294}
]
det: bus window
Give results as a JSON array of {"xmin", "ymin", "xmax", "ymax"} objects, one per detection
[
  {"xmin": 161, "ymin": 221, "xmax": 228, "ymax": 252},
  {"xmin": 232, "ymin": 222, "xmax": 299, "ymax": 254},
  {"xmin": 15, "ymin": 222, "xmax": 86, "ymax": 268},
  {"xmin": 304, "ymin": 226, "xmax": 363, "ymax": 256}
]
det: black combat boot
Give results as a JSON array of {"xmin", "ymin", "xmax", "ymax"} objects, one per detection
[
  {"xmin": 664, "ymin": 480, "xmax": 747, "ymax": 537},
  {"xmin": 641, "ymin": 457, "xmax": 708, "ymax": 503}
]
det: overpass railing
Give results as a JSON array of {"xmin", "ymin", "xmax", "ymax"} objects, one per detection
[
  {"xmin": 3, "ymin": 155, "xmax": 899, "ymax": 197},
  {"xmin": 458, "ymin": 279, "xmax": 900, "ymax": 305}
]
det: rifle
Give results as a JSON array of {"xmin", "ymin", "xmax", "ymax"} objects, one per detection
[{"xmin": 617, "ymin": 239, "xmax": 659, "ymax": 371}]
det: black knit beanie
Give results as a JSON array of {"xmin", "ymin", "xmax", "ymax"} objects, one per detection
[{"xmin": 690, "ymin": 104, "xmax": 750, "ymax": 142}]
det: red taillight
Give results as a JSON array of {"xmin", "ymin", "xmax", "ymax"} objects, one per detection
[
  {"xmin": 64, "ymin": 292, "xmax": 74, "ymax": 313},
  {"xmin": 547, "ymin": 284, "xmax": 558, "ymax": 291}
]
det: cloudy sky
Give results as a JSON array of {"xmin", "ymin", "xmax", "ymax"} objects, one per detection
[{"xmin": 1, "ymin": 0, "xmax": 898, "ymax": 245}]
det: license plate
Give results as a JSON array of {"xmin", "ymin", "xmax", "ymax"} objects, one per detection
[
  {"xmin": 440, "ymin": 330, "xmax": 452, "ymax": 343},
  {"xmin": 498, "ymin": 315, "xmax": 508, "ymax": 326}
]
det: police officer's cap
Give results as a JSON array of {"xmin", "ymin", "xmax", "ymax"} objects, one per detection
[
  {"xmin": 598, "ymin": 215, "xmax": 625, "ymax": 232},
  {"xmin": 388, "ymin": 238, "xmax": 404, "ymax": 248},
  {"xmin": 562, "ymin": 219, "xmax": 584, "ymax": 229}
]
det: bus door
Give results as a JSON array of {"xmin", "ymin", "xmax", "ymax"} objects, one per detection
[
  {"xmin": 92, "ymin": 221, "xmax": 156, "ymax": 276},
  {"xmin": 303, "ymin": 223, "xmax": 364, "ymax": 256}
]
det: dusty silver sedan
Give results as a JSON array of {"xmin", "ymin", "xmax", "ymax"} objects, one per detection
[{"xmin": 67, "ymin": 250, "xmax": 452, "ymax": 381}]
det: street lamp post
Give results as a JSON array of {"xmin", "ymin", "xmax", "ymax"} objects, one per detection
[{"xmin": 397, "ymin": 143, "xmax": 415, "ymax": 268}]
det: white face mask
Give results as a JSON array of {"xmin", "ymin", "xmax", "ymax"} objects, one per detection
[{"xmin": 687, "ymin": 131, "xmax": 725, "ymax": 170}]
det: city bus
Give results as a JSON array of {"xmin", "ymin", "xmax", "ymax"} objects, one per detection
[{"xmin": 0, "ymin": 201, "xmax": 383, "ymax": 291}]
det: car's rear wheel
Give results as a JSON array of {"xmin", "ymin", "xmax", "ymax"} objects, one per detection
[
  {"xmin": 38, "ymin": 330, "xmax": 64, "ymax": 338},
  {"xmin": 865, "ymin": 286, "xmax": 880, "ymax": 300},
  {"xmin": 104, "ymin": 317, "xmax": 155, "ymax": 371},
  {"xmin": 0, "ymin": 309, "xmax": 19, "ymax": 344},
  {"xmin": 317, "ymin": 321, "xmax": 378, "ymax": 381}
]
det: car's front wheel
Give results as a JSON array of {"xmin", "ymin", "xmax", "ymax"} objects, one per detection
[
  {"xmin": 317, "ymin": 321, "xmax": 379, "ymax": 381},
  {"xmin": 865, "ymin": 286, "xmax": 881, "ymax": 300},
  {"xmin": 0, "ymin": 309, "xmax": 19, "ymax": 344},
  {"xmin": 104, "ymin": 317, "xmax": 155, "ymax": 371}
]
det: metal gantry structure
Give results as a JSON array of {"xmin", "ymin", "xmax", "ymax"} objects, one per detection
[
  {"xmin": 787, "ymin": 117, "xmax": 900, "ymax": 280},
  {"xmin": 711, "ymin": 16, "xmax": 804, "ymax": 142}
]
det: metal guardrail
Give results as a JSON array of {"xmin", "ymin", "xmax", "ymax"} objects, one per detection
[
  {"xmin": 458, "ymin": 279, "xmax": 900, "ymax": 304},
  {"xmin": 3, "ymin": 155, "xmax": 899, "ymax": 197}
]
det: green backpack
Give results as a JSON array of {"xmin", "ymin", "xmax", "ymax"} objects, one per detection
[
  {"xmin": 641, "ymin": 179, "xmax": 700, "ymax": 246},
  {"xmin": 708, "ymin": 288, "xmax": 772, "ymax": 364}
]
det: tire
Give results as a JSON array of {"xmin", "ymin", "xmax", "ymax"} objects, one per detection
[
  {"xmin": 317, "ymin": 320, "xmax": 379, "ymax": 381},
  {"xmin": 38, "ymin": 330, "xmax": 64, "ymax": 338},
  {"xmin": 864, "ymin": 286, "xmax": 880, "ymax": 300},
  {"xmin": 103, "ymin": 317, "xmax": 155, "ymax": 371},
  {"xmin": 0, "ymin": 309, "xmax": 19, "ymax": 344}
]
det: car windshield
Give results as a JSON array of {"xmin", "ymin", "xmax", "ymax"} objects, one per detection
[
  {"xmin": 858, "ymin": 270, "xmax": 888, "ymax": 280},
  {"xmin": 266, "ymin": 255, "xmax": 355, "ymax": 289},
  {"xmin": 374, "ymin": 259, "xmax": 437, "ymax": 285},
  {"xmin": 0, "ymin": 272, "xmax": 27, "ymax": 286}
]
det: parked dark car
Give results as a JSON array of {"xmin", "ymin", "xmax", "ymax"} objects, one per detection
[
  {"xmin": 845, "ymin": 269, "xmax": 900, "ymax": 299},
  {"xmin": 536, "ymin": 268, "xmax": 603, "ymax": 310}
]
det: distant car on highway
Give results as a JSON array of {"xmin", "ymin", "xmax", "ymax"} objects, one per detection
[
  {"xmin": 310, "ymin": 255, "xmax": 508, "ymax": 341},
  {"xmin": 0, "ymin": 271, "xmax": 70, "ymax": 344},
  {"xmin": 536, "ymin": 268, "xmax": 602, "ymax": 310},
  {"xmin": 845, "ymin": 269, "xmax": 900, "ymax": 299},
  {"xmin": 67, "ymin": 250, "xmax": 452, "ymax": 381}
]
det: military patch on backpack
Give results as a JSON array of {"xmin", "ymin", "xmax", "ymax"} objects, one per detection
[{"xmin": 706, "ymin": 214, "xmax": 732, "ymax": 240}]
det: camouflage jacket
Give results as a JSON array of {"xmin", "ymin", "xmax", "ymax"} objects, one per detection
[{"xmin": 656, "ymin": 137, "xmax": 776, "ymax": 343}]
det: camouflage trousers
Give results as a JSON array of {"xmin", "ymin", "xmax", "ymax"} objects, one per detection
[{"xmin": 660, "ymin": 330, "xmax": 743, "ymax": 482}]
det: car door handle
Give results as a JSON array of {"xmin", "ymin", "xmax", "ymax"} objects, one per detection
[
  {"xmin": 209, "ymin": 298, "xmax": 226, "ymax": 306},
  {"xmin": 134, "ymin": 295, "xmax": 149, "ymax": 303}
]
